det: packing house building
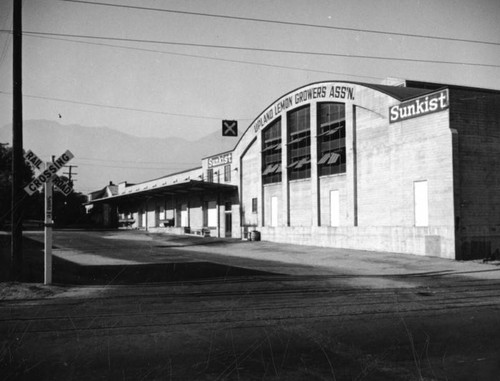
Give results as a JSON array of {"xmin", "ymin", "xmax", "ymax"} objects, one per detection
[{"xmin": 86, "ymin": 80, "xmax": 500, "ymax": 260}]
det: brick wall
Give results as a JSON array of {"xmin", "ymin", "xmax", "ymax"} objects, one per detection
[{"xmin": 450, "ymin": 89, "xmax": 500, "ymax": 259}]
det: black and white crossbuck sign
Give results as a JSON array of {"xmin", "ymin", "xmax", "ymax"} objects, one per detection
[{"xmin": 222, "ymin": 120, "xmax": 238, "ymax": 137}]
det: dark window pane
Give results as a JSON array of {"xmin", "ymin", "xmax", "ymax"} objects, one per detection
[{"xmin": 317, "ymin": 102, "xmax": 346, "ymax": 176}]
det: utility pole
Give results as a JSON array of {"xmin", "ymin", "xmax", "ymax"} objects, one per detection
[
  {"xmin": 11, "ymin": 0, "xmax": 23, "ymax": 280},
  {"xmin": 63, "ymin": 165, "xmax": 78, "ymax": 186}
]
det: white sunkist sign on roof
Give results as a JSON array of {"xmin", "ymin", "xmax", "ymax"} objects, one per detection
[
  {"xmin": 208, "ymin": 152, "xmax": 232, "ymax": 168},
  {"xmin": 389, "ymin": 89, "xmax": 449, "ymax": 123}
]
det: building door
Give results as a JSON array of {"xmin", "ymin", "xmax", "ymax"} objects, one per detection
[
  {"xmin": 181, "ymin": 203, "xmax": 189, "ymax": 227},
  {"xmin": 225, "ymin": 202, "xmax": 232, "ymax": 237},
  {"xmin": 330, "ymin": 190, "xmax": 340, "ymax": 227},
  {"xmin": 271, "ymin": 196, "xmax": 278, "ymax": 227},
  {"xmin": 414, "ymin": 180, "xmax": 428, "ymax": 227},
  {"xmin": 139, "ymin": 210, "xmax": 146, "ymax": 228}
]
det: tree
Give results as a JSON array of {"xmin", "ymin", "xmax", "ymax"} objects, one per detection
[{"xmin": 0, "ymin": 142, "xmax": 40, "ymax": 229}]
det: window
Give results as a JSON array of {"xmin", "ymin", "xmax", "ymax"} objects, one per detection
[
  {"xmin": 207, "ymin": 168, "xmax": 214, "ymax": 182},
  {"xmin": 224, "ymin": 164, "xmax": 231, "ymax": 182},
  {"xmin": 287, "ymin": 106, "xmax": 311, "ymax": 180},
  {"xmin": 317, "ymin": 103, "xmax": 346, "ymax": 176},
  {"xmin": 252, "ymin": 198, "xmax": 257, "ymax": 213},
  {"xmin": 414, "ymin": 181, "xmax": 428, "ymax": 227},
  {"xmin": 207, "ymin": 201, "xmax": 217, "ymax": 227},
  {"xmin": 262, "ymin": 118, "xmax": 282, "ymax": 184}
]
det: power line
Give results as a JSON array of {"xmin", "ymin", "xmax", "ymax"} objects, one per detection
[
  {"xmin": 61, "ymin": 0, "xmax": 500, "ymax": 47},
  {"xmin": 0, "ymin": 90, "xmax": 252, "ymax": 120},
  {"xmin": 73, "ymin": 162, "xmax": 195, "ymax": 170},
  {"xmin": 77, "ymin": 157, "xmax": 199, "ymax": 164},
  {"xmin": 23, "ymin": 33, "xmax": 384, "ymax": 81},
  {"xmin": 11, "ymin": 30, "xmax": 500, "ymax": 69}
]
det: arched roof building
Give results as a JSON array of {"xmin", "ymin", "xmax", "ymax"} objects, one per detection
[{"xmin": 86, "ymin": 79, "xmax": 500, "ymax": 260}]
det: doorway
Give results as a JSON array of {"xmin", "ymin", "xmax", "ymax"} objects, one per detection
[{"xmin": 225, "ymin": 202, "xmax": 232, "ymax": 237}]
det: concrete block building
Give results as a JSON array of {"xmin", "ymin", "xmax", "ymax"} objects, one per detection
[{"xmin": 86, "ymin": 79, "xmax": 500, "ymax": 260}]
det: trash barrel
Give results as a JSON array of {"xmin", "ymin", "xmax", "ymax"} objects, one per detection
[{"xmin": 250, "ymin": 230, "xmax": 261, "ymax": 241}]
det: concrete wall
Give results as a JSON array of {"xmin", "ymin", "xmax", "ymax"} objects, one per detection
[
  {"xmin": 258, "ymin": 105, "xmax": 456, "ymax": 258},
  {"xmin": 240, "ymin": 137, "xmax": 260, "ymax": 229},
  {"xmin": 289, "ymin": 179, "xmax": 312, "ymax": 226},
  {"xmin": 260, "ymin": 225, "xmax": 456, "ymax": 257}
]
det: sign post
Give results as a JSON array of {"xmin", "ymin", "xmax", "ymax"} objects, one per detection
[
  {"xmin": 44, "ymin": 170, "xmax": 53, "ymax": 285},
  {"xmin": 24, "ymin": 149, "xmax": 74, "ymax": 285}
]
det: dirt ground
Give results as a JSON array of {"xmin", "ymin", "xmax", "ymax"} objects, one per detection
[{"xmin": 1, "ymin": 230, "xmax": 500, "ymax": 380}]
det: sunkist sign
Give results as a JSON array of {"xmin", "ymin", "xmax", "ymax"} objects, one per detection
[
  {"xmin": 208, "ymin": 152, "xmax": 232, "ymax": 168},
  {"xmin": 389, "ymin": 89, "xmax": 449, "ymax": 123}
]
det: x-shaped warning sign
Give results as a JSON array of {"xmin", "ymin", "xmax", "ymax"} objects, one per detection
[{"xmin": 222, "ymin": 120, "xmax": 238, "ymax": 137}]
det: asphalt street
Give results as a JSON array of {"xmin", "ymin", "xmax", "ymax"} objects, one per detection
[{"xmin": 1, "ymin": 230, "xmax": 500, "ymax": 380}]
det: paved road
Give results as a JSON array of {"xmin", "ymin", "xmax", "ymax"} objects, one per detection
[{"xmin": 1, "ymin": 230, "xmax": 500, "ymax": 380}]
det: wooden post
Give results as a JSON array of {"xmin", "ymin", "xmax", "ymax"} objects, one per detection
[
  {"xmin": 11, "ymin": 0, "xmax": 24, "ymax": 280},
  {"xmin": 44, "ymin": 172, "xmax": 53, "ymax": 285}
]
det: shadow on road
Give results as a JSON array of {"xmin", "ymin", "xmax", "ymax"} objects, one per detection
[{"xmin": 0, "ymin": 235, "xmax": 282, "ymax": 285}]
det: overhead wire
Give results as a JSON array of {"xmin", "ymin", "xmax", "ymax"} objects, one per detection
[
  {"xmin": 0, "ymin": 90, "xmax": 252, "ymax": 121},
  {"xmin": 22, "ymin": 33, "xmax": 384, "ymax": 81},
  {"xmin": 72, "ymin": 162, "xmax": 196, "ymax": 170},
  {"xmin": 77, "ymin": 156, "xmax": 199, "ymax": 165},
  {"xmin": 61, "ymin": 0, "xmax": 500, "ymax": 47},
  {"xmin": 13, "ymin": 30, "xmax": 499, "ymax": 68}
]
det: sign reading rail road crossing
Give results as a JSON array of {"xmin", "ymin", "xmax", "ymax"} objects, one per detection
[
  {"xmin": 24, "ymin": 149, "xmax": 44, "ymax": 172},
  {"xmin": 24, "ymin": 150, "xmax": 74, "ymax": 195},
  {"xmin": 52, "ymin": 176, "xmax": 73, "ymax": 196},
  {"xmin": 22, "ymin": 149, "xmax": 74, "ymax": 285}
]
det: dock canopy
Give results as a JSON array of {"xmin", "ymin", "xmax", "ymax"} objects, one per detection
[{"xmin": 86, "ymin": 179, "xmax": 237, "ymax": 205}]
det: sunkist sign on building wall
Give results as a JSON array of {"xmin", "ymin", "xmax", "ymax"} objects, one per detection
[
  {"xmin": 252, "ymin": 83, "xmax": 356, "ymax": 133},
  {"xmin": 208, "ymin": 152, "xmax": 232, "ymax": 168},
  {"xmin": 389, "ymin": 89, "xmax": 449, "ymax": 123}
]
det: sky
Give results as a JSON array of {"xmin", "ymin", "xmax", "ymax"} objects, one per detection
[{"xmin": 0, "ymin": 0, "xmax": 500, "ymax": 142}]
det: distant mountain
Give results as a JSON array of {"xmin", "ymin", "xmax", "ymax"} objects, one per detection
[{"xmin": 0, "ymin": 120, "xmax": 238, "ymax": 193}]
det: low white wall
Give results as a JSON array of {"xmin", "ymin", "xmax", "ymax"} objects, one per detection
[{"xmin": 259, "ymin": 225, "xmax": 456, "ymax": 259}]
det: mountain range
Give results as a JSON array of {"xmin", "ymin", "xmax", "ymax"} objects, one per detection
[{"xmin": 0, "ymin": 120, "xmax": 238, "ymax": 194}]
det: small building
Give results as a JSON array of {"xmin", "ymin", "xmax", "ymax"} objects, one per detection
[
  {"xmin": 86, "ymin": 79, "xmax": 500, "ymax": 260},
  {"xmin": 85, "ymin": 181, "xmax": 119, "ymax": 227}
]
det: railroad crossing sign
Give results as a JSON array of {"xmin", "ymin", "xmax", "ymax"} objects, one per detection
[
  {"xmin": 222, "ymin": 120, "xmax": 238, "ymax": 137},
  {"xmin": 24, "ymin": 149, "xmax": 74, "ymax": 196},
  {"xmin": 23, "ymin": 149, "xmax": 74, "ymax": 285}
]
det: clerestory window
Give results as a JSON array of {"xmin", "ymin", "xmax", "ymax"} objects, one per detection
[
  {"xmin": 287, "ymin": 106, "xmax": 311, "ymax": 180},
  {"xmin": 317, "ymin": 102, "xmax": 346, "ymax": 176},
  {"xmin": 262, "ymin": 118, "xmax": 282, "ymax": 184}
]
